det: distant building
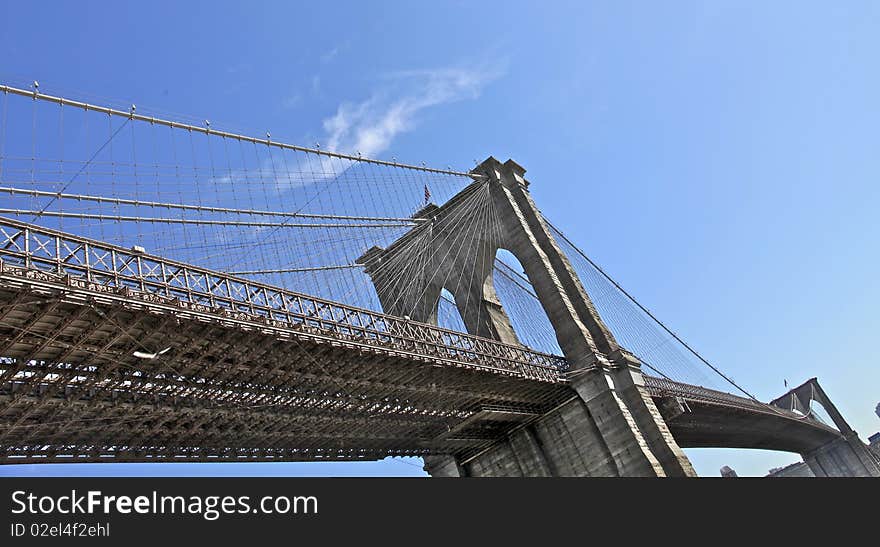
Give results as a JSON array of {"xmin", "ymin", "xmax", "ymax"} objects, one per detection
[
  {"xmin": 869, "ymin": 402, "xmax": 880, "ymax": 459},
  {"xmin": 869, "ymin": 432, "xmax": 880, "ymax": 460},
  {"xmin": 719, "ymin": 465, "xmax": 738, "ymax": 478},
  {"xmin": 767, "ymin": 461, "xmax": 815, "ymax": 477}
]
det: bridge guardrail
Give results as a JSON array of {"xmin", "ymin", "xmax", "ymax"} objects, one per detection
[
  {"xmin": 643, "ymin": 376, "xmax": 769, "ymax": 411},
  {"xmin": 0, "ymin": 217, "xmax": 569, "ymax": 379}
]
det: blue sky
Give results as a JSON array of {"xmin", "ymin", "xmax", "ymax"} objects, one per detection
[{"xmin": 1, "ymin": 1, "xmax": 879, "ymax": 477}]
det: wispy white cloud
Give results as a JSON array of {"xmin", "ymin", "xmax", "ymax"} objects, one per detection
[
  {"xmin": 321, "ymin": 64, "xmax": 505, "ymax": 158},
  {"xmin": 226, "ymin": 62, "xmax": 504, "ymax": 197}
]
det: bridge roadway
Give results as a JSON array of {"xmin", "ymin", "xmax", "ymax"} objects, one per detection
[{"xmin": 0, "ymin": 217, "xmax": 841, "ymax": 464}]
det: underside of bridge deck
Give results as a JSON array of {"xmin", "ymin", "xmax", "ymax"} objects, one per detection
[
  {"xmin": 0, "ymin": 275, "xmax": 572, "ymax": 463},
  {"xmin": 655, "ymin": 397, "xmax": 841, "ymax": 454},
  {"xmin": 0, "ymin": 266, "xmax": 856, "ymax": 472}
]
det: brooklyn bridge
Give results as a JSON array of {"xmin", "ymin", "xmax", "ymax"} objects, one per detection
[{"xmin": 0, "ymin": 81, "xmax": 876, "ymax": 476}]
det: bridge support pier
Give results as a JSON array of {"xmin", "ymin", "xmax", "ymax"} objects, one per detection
[
  {"xmin": 804, "ymin": 434, "xmax": 880, "ymax": 477},
  {"xmin": 568, "ymin": 364, "xmax": 666, "ymax": 476},
  {"xmin": 603, "ymin": 353, "xmax": 696, "ymax": 476},
  {"xmin": 424, "ymin": 358, "xmax": 696, "ymax": 477},
  {"xmin": 422, "ymin": 455, "xmax": 466, "ymax": 477},
  {"xmin": 772, "ymin": 379, "xmax": 880, "ymax": 477}
]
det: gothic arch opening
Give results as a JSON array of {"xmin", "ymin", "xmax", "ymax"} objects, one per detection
[
  {"xmin": 490, "ymin": 249, "xmax": 563, "ymax": 356},
  {"xmin": 435, "ymin": 288, "xmax": 467, "ymax": 333},
  {"xmin": 792, "ymin": 398, "xmax": 840, "ymax": 431}
]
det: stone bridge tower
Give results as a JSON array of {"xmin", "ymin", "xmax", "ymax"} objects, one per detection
[
  {"xmin": 358, "ymin": 157, "xmax": 697, "ymax": 477},
  {"xmin": 770, "ymin": 379, "xmax": 880, "ymax": 477}
]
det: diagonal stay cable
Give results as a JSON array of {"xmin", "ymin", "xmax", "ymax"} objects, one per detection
[
  {"xmin": 545, "ymin": 219, "xmax": 761, "ymax": 402},
  {"xmin": 396, "ymin": 182, "xmax": 490, "ymax": 316},
  {"xmin": 366, "ymin": 190, "xmax": 480, "ymax": 314}
]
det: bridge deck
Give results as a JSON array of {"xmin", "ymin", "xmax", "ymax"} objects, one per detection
[
  {"xmin": 644, "ymin": 377, "xmax": 841, "ymax": 453},
  {"xmin": 0, "ymin": 218, "xmax": 840, "ymax": 464},
  {"xmin": 0, "ymin": 270, "xmax": 575, "ymax": 462}
]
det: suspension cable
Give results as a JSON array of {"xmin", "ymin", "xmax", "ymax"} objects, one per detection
[
  {"xmin": 0, "ymin": 83, "xmax": 482, "ymax": 180},
  {"xmin": 0, "ymin": 209, "xmax": 415, "ymax": 229},
  {"xmin": 545, "ymin": 219, "xmax": 761, "ymax": 402},
  {"xmin": 0, "ymin": 186, "xmax": 425, "ymax": 223},
  {"xmin": 228, "ymin": 264, "xmax": 364, "ymax": 275}
]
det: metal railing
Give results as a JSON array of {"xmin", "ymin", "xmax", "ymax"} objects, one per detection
[
  {"xmin": 0, "ymin": 217, "xmax": 569, "ymax": 378},
  {"xmin": 643, "ymin": 376, "xmax": 842, "ymax": 436},
  {"xmin": 643, "ymin": 376, "xmax": 769, "ymax": 411}
]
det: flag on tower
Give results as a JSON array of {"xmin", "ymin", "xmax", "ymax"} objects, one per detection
[{"xmin": 424, "ymin": 184, "xmax": 431, "ymax": 204}]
